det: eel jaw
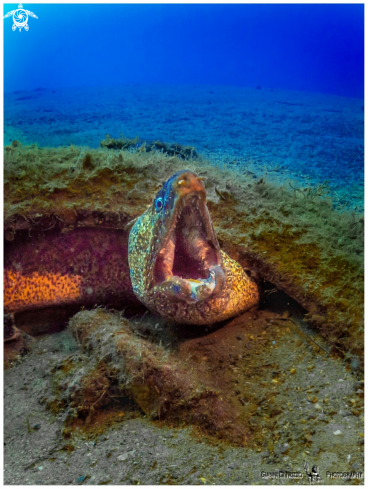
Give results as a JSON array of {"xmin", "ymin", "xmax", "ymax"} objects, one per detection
[{"xmin": 151, "ymin": 190, "xmax": 225, "ymax": 304}]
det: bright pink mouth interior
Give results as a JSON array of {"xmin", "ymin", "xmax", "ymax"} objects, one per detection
[{"xmin": 154, "ymin": 194, "xmax": 220, "ymax": 285}]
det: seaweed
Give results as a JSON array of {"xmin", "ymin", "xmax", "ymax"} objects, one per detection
[
  {"xmin": 100, "ymin": 134, "xmax": 198, "ymax": 160},
  {"xmin": 100, "ymin": 134, "xmax": 140, "ymax": 151}
]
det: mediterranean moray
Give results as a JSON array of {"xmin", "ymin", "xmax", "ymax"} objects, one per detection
[
  {"xmin": 4, "ymin": 170, "xmax": 259, "ymax": 339},
  {"xmin": 128, "ymin": 170, "xmax": 259, "ymax": 324}
]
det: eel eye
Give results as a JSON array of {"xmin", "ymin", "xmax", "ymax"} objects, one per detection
[{"xmin": 155, "ymin": 197, "xmax": 164, "ymax": 212}]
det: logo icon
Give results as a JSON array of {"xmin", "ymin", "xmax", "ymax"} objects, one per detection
[
  {"xmin": 3, "ymin": 3, "xmax": 38, "ymax": 31},
  {"xmin": 304, "ymin": 461, "xmax": 322, "ymax": 484}
]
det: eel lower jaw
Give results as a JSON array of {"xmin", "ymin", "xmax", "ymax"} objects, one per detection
[{"xmin": 151, "ymin": 265, "xmax": 225, "ymax": 304}]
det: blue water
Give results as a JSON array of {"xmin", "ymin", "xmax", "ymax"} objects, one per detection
[
  {"xmin": 3, "ymin": 4, "xmax": 364, "ymax": 210},
  {"xmin": 4, "ymin": 4, "xmax": 364, "ymax": 97}
]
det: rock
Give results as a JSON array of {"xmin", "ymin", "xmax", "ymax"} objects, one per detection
[
  {"xmin": 53, "ymin": 309, "xmax": 249, "ymax": 446},
  {"xmin": 279, "ymin": 443, "xmax": 289, "ymax": 454}
]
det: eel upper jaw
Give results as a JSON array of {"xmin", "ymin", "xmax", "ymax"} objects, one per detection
[{"xmin": 150, "ymin": 191, "xmax": 225, "ymax": 303}]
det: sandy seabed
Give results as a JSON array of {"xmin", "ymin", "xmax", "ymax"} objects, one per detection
[
  {"xmin": 4, "ymin": 84, "xmax": 364, "ymax": 485},
  {"xmin": 4, "ymin": 84, "xmax": 363, "ymax": 211}
]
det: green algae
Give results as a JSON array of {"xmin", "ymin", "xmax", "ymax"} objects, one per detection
[
  {"xmin": 100, "ymin": 134, "xmax": 198, "ymax": 159},
  {"xmin": 4, "ymin": 142, "xmax": 363, "ymax": 365},
  {"xmin": 100, "ymin": 134, "xmax": 140, "ymax": 151}
]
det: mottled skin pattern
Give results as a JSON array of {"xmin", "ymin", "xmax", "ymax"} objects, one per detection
[
  {"xmin": 129, "ymin": 170, "xmax": 259, "ymax": 324},
  {"xmin": 4, "ymin": 228, "xmax": 136, "ymax": 315}
]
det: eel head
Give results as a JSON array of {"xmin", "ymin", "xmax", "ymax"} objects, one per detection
[{"xmin": 129, "ymin": 170, "xmax": 225, "ymax": 305}]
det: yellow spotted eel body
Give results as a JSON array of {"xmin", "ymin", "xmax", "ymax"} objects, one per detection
[{"xmin": 128, "ymin": 170, "xmax": 259, "ymax": 324}]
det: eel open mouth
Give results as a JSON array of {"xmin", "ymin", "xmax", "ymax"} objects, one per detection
[{"xmin": 152, "ymin": 190, "xmax": 225, "ymax": 303}]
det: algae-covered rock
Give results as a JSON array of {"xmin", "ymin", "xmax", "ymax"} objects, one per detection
[
  {"xmin": 4, "ymin": 143, "xmax": 363, "ymax": 365},
  {"xmin": 100, "ymin": 134, "xmax": 198, "ymax": 159},
  {"xmin": 100, "ymin": 134, "xmax": 140, "ymax": 150},
  {"xmin": 46, "ymin": 306, "xmax": 363, "ymax": 450},
  {"xmin": 49, "ymin": 309, "xmax": 249, "ymax": 445}
]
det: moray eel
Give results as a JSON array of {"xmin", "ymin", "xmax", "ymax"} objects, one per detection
[
  {"xmin": 128, "ymin": 170, "xmax": 259, "ymax": 324},
  {"xmin": 4, "ymin": 170, "xmax": 258, "ymax": 336}
]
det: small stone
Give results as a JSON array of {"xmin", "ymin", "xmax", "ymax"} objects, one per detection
[
  {"xmin": 33, "ymin": 424, "xmax": 41, "ymax": 430},
  {"xmin": 38, "ymin": 467, "xmax": 43, "ymax": 471},
  {"xmin": 290, "ymin": 368, "xmax": 296, "ymax": 375},
  {"xmin": 351, "ymin": 358, "xmax": 360, "ymax": 370},
  {"xmin": 77, "ymin": 476, "xmax": 86, "ymax": 483},
  {"xmin": 280, "ymin": 443, "xmax": 289, "ymax": 453},
  {"xmin": 333, "ymin": 430, "xmax": 342, "ymax": 435},
  {"xmin": 118, "ymin": 453, "xmax": 129, "ymax": 461}
]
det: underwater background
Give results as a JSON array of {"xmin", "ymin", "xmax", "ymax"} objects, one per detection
[
  {"xmin": 3, "ymin": 3, "xmax": 365, "ymax": 485},
  {"xmin": 4, "ymin": 3, "xmax": 364, "ymax": 211}
]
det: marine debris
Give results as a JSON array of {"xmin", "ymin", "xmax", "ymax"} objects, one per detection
[
  {"xmin": 100, "ymin": 134, "xmax": 198, "ymax": 159},
  {"xmin": 47, "ymin": 309, "xmax": 249, "ymax": 445},
  {"xmin": 43, "ymin": 304, "xmax": 364, "ymax": 449},
  {"xmin": 4, "ymin": 142, "xmax": 363, "ymax": 367}
]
